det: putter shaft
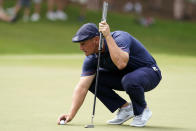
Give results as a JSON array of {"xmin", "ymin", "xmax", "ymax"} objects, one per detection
[{"xmin": 85, "ymin": 1, "xmax": 108, "ymax": 128}]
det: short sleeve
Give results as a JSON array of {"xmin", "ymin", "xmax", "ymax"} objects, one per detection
[
  {"xmin": 112, "ymin": 31, "xmax": 132, "ymax": 54},
  {"xmin": 81, "ymin": 55, "xmax": 97, "ymax": 76}
]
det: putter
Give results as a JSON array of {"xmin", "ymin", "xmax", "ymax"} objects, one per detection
[{"xmin": 84, "ymin": 1, "xmax": 108, "ymax": 128}]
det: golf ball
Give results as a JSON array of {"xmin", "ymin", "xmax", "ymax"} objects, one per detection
[{"xmin": 60, "ymin": 120, "xmax": 65, "ymax": 125}]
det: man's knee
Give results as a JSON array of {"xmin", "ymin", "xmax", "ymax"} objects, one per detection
[{"xmin": 121, "ymin": 73, "xmax": 140, "ymax": 92}]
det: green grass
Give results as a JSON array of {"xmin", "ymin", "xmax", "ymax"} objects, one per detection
[
  {"xmin": 0, "ymin": 54, "xmax": 196, "ymax": 131},
  {"xmin": 0, "ymin": 5, "xmax": 196, "ymax": 56}
]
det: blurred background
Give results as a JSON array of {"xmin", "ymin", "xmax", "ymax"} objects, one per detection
[{"xmin": 0, "ymin": 0, "xmax": 196, "ymax": 55}]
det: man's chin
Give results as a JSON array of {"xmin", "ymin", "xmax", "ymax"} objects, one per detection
[
  {"xmin": 84, "ymin": 52, "xmax": 89, "ymax": 56},
  {"xmin": 84, "ymin": 52, "xmax": 92, "ymax": 56}
]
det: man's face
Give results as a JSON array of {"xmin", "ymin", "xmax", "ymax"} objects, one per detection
[{"xmin": 79, "ymin": 37, "xmax": 98, "ymax": 56}]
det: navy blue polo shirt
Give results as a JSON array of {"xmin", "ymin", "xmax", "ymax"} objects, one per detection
[{"xmin": 81, "ymin": 31, "xmax": 156, "ymax": 76}]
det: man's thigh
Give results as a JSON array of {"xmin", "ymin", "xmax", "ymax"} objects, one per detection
[
  {"xmin": 122, "ymin": 67, "xmax": 161, "ymax": 92},
  {"xmin": 98, "ymin": 70, "xmax": 125, "ymax": 91}
]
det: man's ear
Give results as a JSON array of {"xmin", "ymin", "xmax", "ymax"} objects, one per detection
[{"xmin": 94, "ymin": 36, "xmax": 99, "ymax": 43}]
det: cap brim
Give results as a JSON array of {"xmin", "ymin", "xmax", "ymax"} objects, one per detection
[
  {"xmin": 72, "ymin": 34, "xmax": 97, "ymax": 43},
  {"xmin": 72, "ymin": 35, "xmax": 88, "ymax": 43}
]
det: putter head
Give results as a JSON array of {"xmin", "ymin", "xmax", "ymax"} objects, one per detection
[{"xmin": 84, "ymin": 124, "xmax": 94, "ymax": 128}]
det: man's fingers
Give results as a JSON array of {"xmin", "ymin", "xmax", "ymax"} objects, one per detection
[
  {"xmin": 99, "ymin": 21, "xmax": 107, "ymax": 27},
  {"xmin": 99, "ymin": 21, "xmax": 110, "ymax": 38},
  {"xmin": 100, "ymin": 20, "xmax": 106, "ymax": 24},
  {"xmin": 65, "ymin": 116, "xmax": 70, "ymax": 123},
  {"xmin": 99, "ymin": 27, "xmax": 107, "ymax": 32},
  {"xmin": 99, "ymin": 24, "xmax": 107, "ymax": 29},
  {"xmin": 99, "ymin": 23, "xmax": 104, "ymax": 28},
  {"xmin": 57, "ymin": 118, "xmax": 61, "ymax": 125},
  {"xmin": 57, "ymin": 114, "xmax": 67, "ymax": 125},
  {"xmin": 57, "ymin": 116, "xmax": 62, "ymax": 124},
  {"xmin": 65, "ymin": 115, "xmax": 73, "ymax": 123}
]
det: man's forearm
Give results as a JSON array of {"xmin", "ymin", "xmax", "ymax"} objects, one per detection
[
  {"xmin": 68, "ymin": 85, "xmax": 88, "ymax": 119},
  {"xmin": 105, "ymin": 35, "xmax": 129, "ymax": 70},
  {"xmin": 99, "ymin": 21, "xmax": 129, "ymax": 70}
]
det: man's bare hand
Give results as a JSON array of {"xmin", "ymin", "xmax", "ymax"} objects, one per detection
[
  {"xmin": 99, "ymin": 21, "xmax": 111, "ymax": 39},
  {"xmin": 57, "ymin": 114, "xmax": 72, "ymax": 125}
]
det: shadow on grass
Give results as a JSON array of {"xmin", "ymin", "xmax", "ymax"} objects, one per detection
[{"xmin": 65, "ymin": 123, "xmax": 188, "ymax": 131}]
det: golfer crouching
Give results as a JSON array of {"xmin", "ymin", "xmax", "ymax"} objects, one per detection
[{"xmin": 57, "ymin": 21, "xmax": 162, "ymax": 127}]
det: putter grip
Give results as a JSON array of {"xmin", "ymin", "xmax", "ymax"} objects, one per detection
[
  {"xmin": 99, "ymin": 1, "xmax": 108, "ymax": 51},
  {"xmin": 102, "ymin": 1, "xmax": 108, "ymax": 21}
]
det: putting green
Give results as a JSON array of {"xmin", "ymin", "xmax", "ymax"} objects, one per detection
[{"xmin": 0, "ymin": 54, "xmax": 195, "ymax": 131}]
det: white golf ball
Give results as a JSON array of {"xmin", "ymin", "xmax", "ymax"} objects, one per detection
[{"xmin": 60, "ymin": 120, "xmax": 65, "ymax": 125}]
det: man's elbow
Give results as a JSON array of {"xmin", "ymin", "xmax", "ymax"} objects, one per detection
[
  {"xmin": 117, "ymin": 62, "xmax": 127, "ymax": 70},
  {"xmin": 116, "ymin": 53, "xmax": 129, "ymax": 70}
]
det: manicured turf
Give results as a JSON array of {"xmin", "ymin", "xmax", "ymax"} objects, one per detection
[{"xmin": 0, "ymin": 54, "xmax": 196, "ymax": 131}]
